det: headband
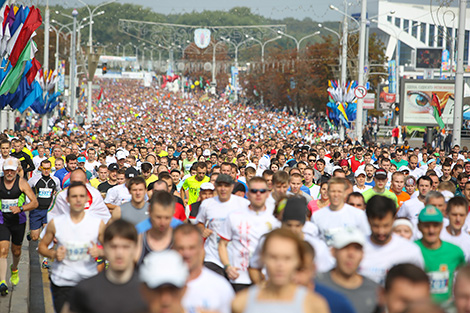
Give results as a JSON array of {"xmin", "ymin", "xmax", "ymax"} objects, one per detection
[{"xmin": 393, "ymin": 218, "xmax": 413, "ymax": 231}]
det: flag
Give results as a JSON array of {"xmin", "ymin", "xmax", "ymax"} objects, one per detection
[
  {"xmin": 433, "ymin": 106, "xmax": 445, "ymax": 129},
  {"xmin": 9, "ymin": 6, "xmax": 41, "ymax": 67},
  {"xmin": 96, "ymin": 87, "xmax": 104, "ymax": 106},
  {"xmin": 0, "ymin": 39, "xmax": 32, "ymax": 95}
]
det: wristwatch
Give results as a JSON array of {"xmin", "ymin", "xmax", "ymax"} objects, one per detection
[
  {"xmin": 224, "ymin": 264, "xmax": 231, "ymax": 271},
  {"xmin": 19, "ymin": 206, "xmax": 24, "ymax": 212}
]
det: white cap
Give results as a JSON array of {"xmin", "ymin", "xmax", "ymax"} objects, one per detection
[
  {"xmin": 139, "ymin": 250, "xmax": 188, "ymax": 289},
  {"xmin": 200, "ymin": 182, "xmax": 215, "ymax": 190},
  {"xmin": 354, "ymin": 169, "xmax": 366, "ymax": 177},
  {"xmin": 116, "ymin": 150, "xmax": 126, "ymax": 160},
  {"xmin": 203, "ymin": 149, "xmax": 211, "ymax": 157},
  {"xmin": 398, "ymin": 166, "xmax": 410, "ymax": 172},
  {"xmin": 331, "ymin": 228, "xmax": 365, "ymax": 249},
  {"xmin": 3, "ymin": 157, "xmax": 18, "ymax": 171}
]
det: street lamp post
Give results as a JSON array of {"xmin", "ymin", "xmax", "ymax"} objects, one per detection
[
  {"xmin": 246, "ymin": 35, "xmax": 282, "ymax": 73},
  {"xmin": 41, "ymin": 0, "xmax": 50, "ymax": 134},
  {"xmin": 77, "ymin": 0, "xmax": 116, "ymax": 124},
  {"xmin": 277, "ymin": 31, "xmax": 321, "ymax": 59},
  {"xmin": 356, "ymin": 0, "xmax": 367, "ymax": 143},
  {"xmin": 212, "ymin": 40, "xmax": 225, "ymax": 86},
  {"xmin": 70, "ymin": 9, "xmax": 78, "ymax": 119},
  {"xmin": 318, "ymin": 24, "xmax": 342, "ymax": 80},
  {"xmin": 454, "ymin": 0, "xmax": 467, "ymax": 146}
]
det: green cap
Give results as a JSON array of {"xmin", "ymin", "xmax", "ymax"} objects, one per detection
[{"xmin": 418, "ymin": 205, "xmax": 443, "ymax": 223}]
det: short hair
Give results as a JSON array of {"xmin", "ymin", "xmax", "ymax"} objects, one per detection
[
  {"xmin": 104, "ymin": 219, "xmax": 138, "ymax": 244},
  {"xmin": 366, "ymin": 195, "xmax": 396, "ymax": 219},
  {"xmin": 346, "ymin": 192, "xmax": 364, "ymax": 203},
  {"xmin": 127, "ymin": 176, "xmax": 146, "ymax": 189},
  {"xmin": 245, "ymin": 167, "xmax": 256, "ymax": 175},
  {"xmin": 316, "ymin": 159, "xmax": 326, "ymax": 165},
  {"xmin": 417, "ymin": 176, "xmax": 433, "ymax": 186},
  {"xmin": 98, "ymin": 164, "xmax": 108, "ymax": 171},
  {"xmin": 152, "ymin": 180, "xmax": 168, "ymax": 190},
  {"xmin": 262, "ymin": 169, "xmax": 274, "ymax": 177},
  {"xmin": 149, "ymin": 190, "xmax": 175, "ymax": 212},
  {"xmin": 67, "ymin": 181, "xmax": 87, "ymax": 197},
  {"xmin": 66, "ymin": 154, "xmax": 78, "ymax": 163},
  {"xmin": 117, "ymin": 168, "xmax": 126, "ymax": 176},
  {"xmin": 290, "ymin": 173, "xmax": 303, "ymax": 181},
  {"xmin": 0, "ymin": 139, "xmax": 10, "ymax": 146},
  {"xmin": 273, "ymin": 170, "xmax": 290, "ymax": 185},
  {"xmin": 247, "ymin": 176, "xmax": 268, "ymax": 188},
  {"xmin": 385, "ymin": 263, "xmax": 430, "ymax": 292},
  {"xmin": 424, "ymin": 191, "xmax": 445, "ymax": 205},
  {"xmin": 327, "ymin": 177, "xmax": 348, "ymax": 191},
  {"xmin": 455, "ymin": 264, "xmax": 470, "ymax": 287},
  {"xmin": 141, "ymin": 162, "xmax": 153, "ymax": 173},
  {"xmin": 195, "ymin": 162, "xmax": 207, "ymax": 171},
  {"xmin": 437, "ymin": 181, "xmax": 456, "ymax": 194},
  {"xmin": 173, "ymin": 224, "xmax": 203, "ymax": 245},
  {"xmin": 391, "ymin": 171, "xmax": 405, "ymax": 180},
  {"xmin": 40, "ymin": 159, "xmax": 51, "ymax": 167},
  {"xmin": 446, "ymin": 196, "xmax": 469, "ymax": 214}
]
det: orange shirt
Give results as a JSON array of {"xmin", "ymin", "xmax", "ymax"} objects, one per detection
[{"xmin": 392, "ymin": 190, "xmax": 411, "ymax": 208}]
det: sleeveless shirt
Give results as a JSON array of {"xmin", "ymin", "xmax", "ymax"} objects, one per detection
[{"xmin": 243, "ymin": 285, "xmax": 308, "ymax": 313}]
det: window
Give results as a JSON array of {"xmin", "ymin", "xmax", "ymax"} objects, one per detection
[
  {"xmin": 403, "ymin": 19, "xmax": 410, "ymax": 32},
  {"xmin": 429, "ymin": 25, "xmax": 435, "ymax": 46},
  {"xmin": 395, "ymin": 17, "xmax": 401, "ymax": 28},
  {"xmin": 420, "ymin": 23, "xmax": 426, "ymax": 43},
  {"xmin": 446, "ymin": 27, "xmax": 453, "ymax": 50},
  {"xmin": 465, "ymin": 30, "xmax": 469, "ymax": 62},
  {"xmin": 387, "ymin": 15, "xmax": 392, "ymax": 23},
  {"xmin": 437, "ymin": 26, "xmax": 444, "ymax": 47},
  {"xmin": 412, "ymin": 22, "xmax": 418, "ymax": 38}
]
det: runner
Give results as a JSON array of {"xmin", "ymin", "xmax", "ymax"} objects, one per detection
[
  {"xmin": 182, "ymin": 162, "xmax": 209, "ymax": 206},
  {"xmin": 110, "ymin": 176, "xmax": 148, "ymax": 224},
  {"xmin": 0, "ymin": 158, "xmax": 38, "ymax": 295},
  {"xmin": 38, "ymin": 181, "xmax": 106, "ymax": 312}
]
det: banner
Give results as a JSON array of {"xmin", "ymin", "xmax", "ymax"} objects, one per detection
[
  {"xmin": 58, "ymin": 60, "xmax": 65, "ymax": 93},
  {"xmin": 388, "ymin": 60, "xmax": 396, "ymax": 94},
  {"xmin": 194, "ymin": 29, "xmax": 211, "ymax": 49},
  {"xmin": 363, "ymin": 93, "xmax": 375, "ymax": 110},
  {"xmin": 399, "ymin": 79, "xmax": 454, "ymax": 126},
  {"xmin": 378, "ymin": 84, "xmax": 396, "ymax": 110}
]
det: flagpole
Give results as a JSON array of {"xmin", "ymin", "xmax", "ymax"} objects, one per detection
[
  {"xmin": 41, "ymin": 0, "xmax": 50, "ymax": 135},
  {"xmin": 70, "ymin": 9, "xmax": 78, "ymax": 119}
]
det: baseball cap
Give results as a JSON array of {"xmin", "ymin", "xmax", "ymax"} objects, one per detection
[
  {"xmin": 374, "ymin": 168, "xmax": 387, "ymax": 179},
  {"xmin": 203, "ymin": 149, "xmax": 211, "ymax": 157},
  {"xmin": 3, "ymin": 157, "xmax": 18, "ymax": 171},
  {"xmin": 339, "ymin": 159, "xmax": 349, "ymax": 167},
  {"xmin": 418, "ymin": 205, "xmax": 443, "ymax": 223},
  {"xmin": 200, "ymin": 182, "xmax": 215, "ymax": 191},
  {"xmin": 108, "ymin": 163, "xmax": 119, "ymax": 171},
  {"xmin": 232, "ymin": 182, "xmax": 247, "ymax": 194},
  {"xmin": 215, "ymin": 174, "xmax": 234, "ymax": 185},
  {"xmin": 398, "ymin": 166, "xmax": 410, "ymax": 173},
  {"xmin": 125, "ymin": 167, "xmax": 139, "ymax": 179},
  {"xmin": 177, "ymin": 142, "xmax": 182, "ymax": 147},
  {"xmin": 331, "ymin": 228, "xmax": 365, "ymax": 249},
  {"xmin": 354, "ymin": 169, "xmax": 366, "ymax": 177},
  {"xmin": 77, "ymin": 156, "xmax": 86, "ymax": 163},
  {"xmin": 220, "ymin": 148, "xmax": 228, "ymax": 154},
  {"xmin": 281, "ymin": 197, "xmax": 307, "ymax": 224},
  {"xmin": 116, "ymin": 150, "xmax": 126, "ymax": 160},
  {"xmin": 139, "ymin": 250, "xmax": 188, "ymax": 289}
]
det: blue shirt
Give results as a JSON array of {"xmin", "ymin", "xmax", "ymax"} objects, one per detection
[
  {"xmin": 315, "ymin": 283, "xmax": 357, "ymax": 313},
  {"xmin": 135, "ymin": 217, "xmax": 183, "ymax": 234}
]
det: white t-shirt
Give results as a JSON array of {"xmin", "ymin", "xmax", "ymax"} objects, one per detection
[
  {"xmin": 409, "ymin": 167, "xmax": 424, "ymax": 179},
  {"xmin": 359, "ymin": 234, "xmax": 424, "ymax": 285},
  {"xmin": 353, "ymin": 185, "xmax": 372, "ymax": 193},
  {"xmin": 218, "ymin": 205, "xmax": 277, "ymax": 284},
  {"xmin": 306, "ymin": 184, "xmax": 321, "ymax": 200},
  {"xmin": 33, "ymin": 155, "xmax": 46, "ymax": 169},
  {"xmin": 397, "ymin": 197, "xmax": 425, "ymax": 238},
  {"xmin": 182, "ymin": 268, "xmax": 235, "ymax": 313},
  {"xmin": 196, "ymin": 195, "xmax": 250, "ymax": 267},
  {"xmin": 84, "ymin": 160, "xmax": 100, "ymax": 175},
  {"xmin": 104, "ymin": 184, "xmax": 131, "ymax": 206},
  {"xmin": 440, "ymin": 228, "xmax": 470, "ymax": 262},
  {"xmin": 265, "ymin": 193, "xmax": 276, "ymax": 214},
  {"xmin": 311, "ymin": 203, "xmax": 371, "ymax": 245}
]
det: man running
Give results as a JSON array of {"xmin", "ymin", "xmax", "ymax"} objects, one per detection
[{"xmin": 0, "ymin": 158, "xmax": 38, "ymax": 295}]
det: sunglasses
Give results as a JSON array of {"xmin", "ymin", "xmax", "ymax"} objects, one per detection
[
  {"xmin": 308, "ymin": 159, "xmax": 315, "ymax": 162},
  {"xmin": 249, "ymin": 189, "xmax": 268, "ymax": 194}
]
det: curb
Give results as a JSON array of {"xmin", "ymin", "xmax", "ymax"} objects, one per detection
[{"xmin": 9, "ymin": 237, "xmax": 30, "ymax": 313}]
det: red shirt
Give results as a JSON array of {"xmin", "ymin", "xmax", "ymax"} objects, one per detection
[{"xmin": 350, "ymin": 156, "xmax": 364, "ymax": 173}]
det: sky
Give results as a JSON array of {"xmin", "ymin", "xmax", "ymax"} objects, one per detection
[{"xmin": 45, "ymin": 0, "xmax": 459, "ymax": 22}]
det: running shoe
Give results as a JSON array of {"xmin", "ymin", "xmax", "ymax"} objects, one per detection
[
  {"xmin": 0, "ymin": 280, "xmax": 8, "ymax": 296},
  {"xmin": 42, "ymin": 258, "xmax": 50, "ymax": 269},
  {"xmin": 26, "ymin": 231, "xmax": 31, "ymax": 241},
  {"xmin": 10, "ymin": 265, "xmax": 19, "ymax": 286}
]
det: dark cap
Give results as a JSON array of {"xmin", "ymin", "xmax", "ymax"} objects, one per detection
[
  {"xmin": 220, "ymin": 148, "xmax": 228, "ymax": 154},
  {"xmin": 108, "ymin": 163, "xmax": 119, "ymax": 171},
  {"xmin": 375, "ymin": 168, "xmax": 387, "ymax": 179},
  {"xmin": 232, "ymin": 182, "xmax": 246, "ymax": 194},
  {"xmin": 281, "ymin": 197, "xmax": 307, "ymax": 224},
  {"xmin": 125, "ymin": 167, "xmax": 139, "ymax": 179},
  {"xmin": 215, "ymin": 174, "xmax": 234, "ymax": 185},
  {"xmin": 177, "ymin": 142, "xmax": 182, "ymax": 147}
]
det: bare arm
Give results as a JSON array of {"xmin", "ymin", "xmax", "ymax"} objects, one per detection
[
  {"xmin": 109, "ymin": 206, "xmax": 122, "ymax": 224},
  {"xmin": 197, "ymin": 222, "xmax": 213, "ymax": 238},
  {"xmin": 20, "ymin": 178, "xmax": 38, "ymax": 211},
  {"xmin": 248, "ymin": 268, "xmax": 264, "ymax": 284},
  {"xmin": 38, "ymin": 220, "xmax": 64, "ymax": 260},
  {"xmin": 218, "ymin": 238, "xmax": 239, "ymax": 280}
]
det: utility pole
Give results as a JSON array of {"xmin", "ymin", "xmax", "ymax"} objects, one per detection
[
  {"xmin": 356, "ymin": 0, "xmax": 367, "ymax": 143},
  {"xmin": 453, "ymin": 0, "xmax": 467, "ymax": 146},
  {"xmin": 70, "ymin": 9, "xmax": 78, "ymax": 119}
]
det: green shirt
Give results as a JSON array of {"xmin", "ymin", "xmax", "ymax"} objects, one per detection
[
  {"xmin": 415, "ymin": 240, "xmax": 466, "ymax": 303},
  {"xmin": 391, "ymin": 159, "xmax": 408, "ymax": 169},
  {"xmin": 182, "ymin": 175, "xmax": 210, "ymax": 205},
  {"xmin": 362, "ymin": 188, "xmax": 398, "ymax": 208}
]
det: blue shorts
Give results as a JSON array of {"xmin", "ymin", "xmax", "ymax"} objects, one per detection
[{"xmin": 29, "ymin": 209, "xmax": 48, "ymax": 230}]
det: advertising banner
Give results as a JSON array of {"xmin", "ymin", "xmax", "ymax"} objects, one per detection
[{"xmin": 378, "ymin": 84, "xmax": 396, "ymax": 110}]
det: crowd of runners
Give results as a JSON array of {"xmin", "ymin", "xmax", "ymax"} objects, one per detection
[{"xmin": 0, "ymin": 78, "xmax": 469, "ymax": 313}]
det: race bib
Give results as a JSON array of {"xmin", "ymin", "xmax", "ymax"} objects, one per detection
[
  {"xmin": 65, "ymin": 241, "xmax": 90, "ymax": 261},
  {"xmin": 429, "ymin": 270, "xmax": 449, "ymax": 294},
  {"xmin": 38, "ymin": 188, "xmax": 53, "ymax": 198},
  {"xmin": 1, "ymin": 199, "xmax": 18, "ymax": 213}
]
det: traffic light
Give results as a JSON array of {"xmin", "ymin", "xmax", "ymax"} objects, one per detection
[{"xmin": 102, "ymin": 62, "xmax": 107, "ymax": 75}]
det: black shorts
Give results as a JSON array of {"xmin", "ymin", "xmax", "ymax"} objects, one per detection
[{"xmin": 0, "ymin": 222, "xmax": 26, "ymax": 246}]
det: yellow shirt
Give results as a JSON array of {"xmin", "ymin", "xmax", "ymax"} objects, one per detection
[
  {"xmin": 157, "ymin": 151, "xmax": 169, "ymax": 157},
  {"xmin": 90, "ymin": 178, "xmax": 106, "ymax": 189},
  {"xmin": 145, "ymin": 174, "xmax": 158, "ymax": 187},
  {"xmin": 48, "ymin": 156, "xmax": 65, "ymax": 168}
]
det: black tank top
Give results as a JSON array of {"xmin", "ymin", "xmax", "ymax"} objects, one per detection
[
  {"xmin": 0, "ymin": 175, "xmax": 24, "ymax": 223},
  {"xmin": 136, "ymin": 232, "xmax": 173, "ymax": 266},
  {"xmin": 34, "ymin": 176, "xmax": 57, "ymax": 210}
]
